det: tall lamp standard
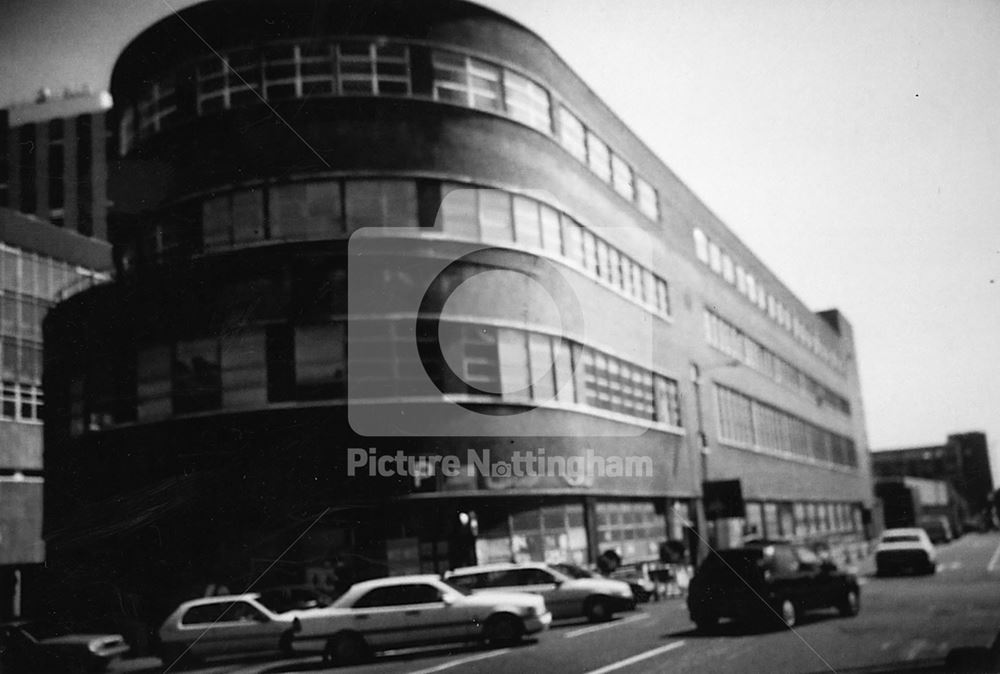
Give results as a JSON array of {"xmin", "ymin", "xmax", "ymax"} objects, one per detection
[{"xmin": 690, "ymin": 358, "xmax": 741, "ymax": 563}]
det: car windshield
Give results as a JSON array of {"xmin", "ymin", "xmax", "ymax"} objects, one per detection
[{"xmin": 882, "ymin": 534, "xmax": 921, "ymax": 543}]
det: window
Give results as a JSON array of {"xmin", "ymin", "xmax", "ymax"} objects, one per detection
[
  {"xmin": 610, "ymin": 153, "xmax": 634, "ymax": 201},
  {"xmin": 721, "ymin": 254, "xmax": 735, "ymax": 284},
  {"xmin": 269, "ymin": 182, "xmax": 343, "ymax": 240},
  {"xmin": 512, "ymin": 196, "xmax": 542, "ymax": 248},
  {"xmin": 345, "ymin": 180, "xmax": 418, "ymax": 230},
  {"xmin": 478, "ymin": 189, "xmax": 512, "ymax": 243},
  {"xmin": 172, "ymin": 338, "xmax": 221, "ymax": 414},
  {"xmin": 438, "ymin": 184, "xmax": 478, "ymax": 238},
  {"xmin": 503, "ymin": 70, "xmax": 551, "ymax": 133},
  {"xmin": 636, "ymin": 177, "xmax": 659, "ymax": 220},
  {"xmin": 539, "ymin": 205, "xmax": 562, "ymax": 256},
  {"xmin": 497, "ymin": 329, "xmax": 530, "ymax": 397},
  {"xmin": 354, "ymin": 584, "xmax": 441, "ymax": 608},
  {"xmin": 561, "ymin": 216, "xmax": 583, "ymax": 266},
  {"xmin": 708, "ymin": 242, "xmax": 722, "ymax": 273},
  {"xmin": 338, "ymin": 42, "xmax": 410, "ymax": 95},
  {"xmin": 263, "ymin": 45, "xmax": 300, "ymax": 99},
  {"xmin": 294, "ymin": 324, "xmax": 345, "ymax": 400},
  {"xmin": 137, "ymin": 78, "xmax": 177, "ymax": 136},
  {"xmin": 585, "ymin": 130, "xmax": 611, "ymax": 182},
  {"xmin": 300, "ymin": 43, "xmax": 336, "ymax": 96},
  {"xmin": 655, "ymin": 278, "xmax": 670, "ymax": 316},
  {"xmin": 528, "ymin": 334, "xmax": 555, "ymax": 401},
  {"xmin": 557, "ymin": 107, "xmax": 587, "ymax": 162},
  {"xmin": 432, "ymin": 51, "xmax": 500, "ymax": 110}
]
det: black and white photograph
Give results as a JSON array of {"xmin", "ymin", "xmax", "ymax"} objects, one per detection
[{"xmin": 1, "ymin": 0, "xmax": 998, "ymax": 672}]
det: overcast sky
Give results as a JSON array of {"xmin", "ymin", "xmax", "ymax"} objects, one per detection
[{"xmin": 2, "ymin": 0, "xmax": 998, "ymax": 486}]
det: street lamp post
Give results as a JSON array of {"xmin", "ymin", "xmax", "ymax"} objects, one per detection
[{"xmin": 690, "ymin": 358, "xmax": 741, "ymax": 563}]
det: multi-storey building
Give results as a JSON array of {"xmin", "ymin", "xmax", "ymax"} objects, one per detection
[
  {"xmin": 41, "ymin": 0, "xmax": 873, "ymax": 632},
  {"xmin": 873, "ymin": 432, "xmax": 994, "ymax": 517},
  {"xmin": 0, "ymin": 92, "xmax": 112, "ymax": 618}
]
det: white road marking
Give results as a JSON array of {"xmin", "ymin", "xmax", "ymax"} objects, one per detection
[
  {"xmin": 406, "ymin": 647, "xmax": 512, "ymax": 674},
  {"xmin": 582, "ymin": 641, "xmax": 685, "ymax": 674},
  {"xmin": 988, "ymin": 538, "xmax": 1000, "ymax": 573},
  {"xmin": 565, "ymin": 613, "xmax": 649, "ymax": 639},
  {"xmin": 879, "ymin": 640, "xmax": 895, "ymax": 652}
]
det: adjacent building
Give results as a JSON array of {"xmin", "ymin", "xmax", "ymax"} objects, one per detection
[
  {"xmin": 41, "ymin": 0, "xmax": 873, "ymax": 633},
  {"xmin": 873, "ymin": 432, "xmax": 994, "ymax": 519},
  {"xmin": 0, "ymin": 92, "xmax": 113, "ymax": 618}
]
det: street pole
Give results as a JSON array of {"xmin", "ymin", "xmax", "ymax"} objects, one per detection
[{"xmin": 690, "ymin": 363, "xmax": 711, "ymax": 563}]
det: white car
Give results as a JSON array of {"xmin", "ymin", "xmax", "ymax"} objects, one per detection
[
  {"xmin": 874, "ymin": 528, "xmax": 937, "ymax": 576},
  {"xmin": 293, "ymin": 574, "xmax": 550, "ymax": 665},
  {"xmin": 444, "ymin": 562, "xmax": 635, "ymax": 622},
  {"xmin": 157, "ymin": 593, "xmax": 329, "ymax": 664}
]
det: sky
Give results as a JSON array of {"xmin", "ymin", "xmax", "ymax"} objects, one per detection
[{"xmin": 2, "ymin": 0, "xmax": 998, "ymax": 486}]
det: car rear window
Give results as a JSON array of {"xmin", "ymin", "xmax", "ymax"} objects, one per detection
[
  {"xmin": 882, "ymin": 534, "xmax": 920, "ymax": 543},
  {"xmin": 698, "ymin": 549, "xmax": 766, "ymax": 579}
]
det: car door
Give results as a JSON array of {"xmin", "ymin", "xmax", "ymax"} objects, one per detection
[
  {"xmin": 500, "ymin": 568, "xmax": 574, "ymax": 618},
  {"xmin": 349, "ymin": 583, "xmax": 469, "ymax": 650},
  {"xmin": 792, "ymin": 547, "xmax": 829, "ymax": 609},
  {"xmin": 179, "ymin": 600, "xmax": 281, "ymax": 658}
]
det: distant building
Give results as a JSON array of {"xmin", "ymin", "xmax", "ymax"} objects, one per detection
[
  {"xmin": 872, "ymin": 432, "xmax": 994, "ymax": 517},
  {"xmin": 874, "ymin": 476, "xmax": 964, "ymax": 534},
  {"xmin": 0, "ymin": 92, "xmax": 112, "ymax": 618}
]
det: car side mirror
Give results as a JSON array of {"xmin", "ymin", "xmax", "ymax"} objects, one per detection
[
  {"xmin": 441, "ymin": 593, "xmax": 456, "ymax": 605},
  {"xmin": 553, "ymin": 579, "xmax": 564, "ymax": 587}
]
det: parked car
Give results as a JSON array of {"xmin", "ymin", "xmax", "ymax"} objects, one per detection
[
  {"xmin": 291, "ymin": 574, "xmax": 549, "ymax": 665},
  {"xmin": 875, "ymin": 528, "xmax": 937, "ymax": 575},
  {"xmin": 687, "ymin": 542, "xmax": 861, "ymax": 631},
  {"xmin": 0, "ymin": 620, "xmax": 129, "ymax": 672},
  {"xmin": 918, "ymin": 515, "xmax": 954, "ymax": 544},
  {"xmin": 444, "ymin": 562, "xmax": 634, "ymax": 622},
  {"xmin": 551, "ymin": 562, "xmax": 656, "ymax": 603},
  {"xmin": 158, "ymin": 593, "xmax": 312, "ymax": 665}
]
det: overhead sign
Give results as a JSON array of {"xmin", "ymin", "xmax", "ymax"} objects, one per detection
[{"xmin": 703, "ymin": 479, "xmax": 745, "ymax": 520}]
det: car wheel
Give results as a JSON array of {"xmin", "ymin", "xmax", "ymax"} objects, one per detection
[
  {"xmin": 694, "ymin": 615, "xmax": 719, "ymax": 633},
  {"xmin": 838, "ymin": 589, "xmax": 860, "ymax": 617},
  {"xmin": 584, "ymin": 597, "xmax": 612, "ymax": 623},
  {"xmin": 775, "ymin": 598, "xmax": 798, "ymax": 628},
  {"xmin": 324, "ymin": 632, "xmax": 368, "ymax": 666},
  {"xmin": 485, "ymin": 614, "xmax": 524, "ymax": 646}
]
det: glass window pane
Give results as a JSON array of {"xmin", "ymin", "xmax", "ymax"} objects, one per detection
[
  {"xmin": 295, "ymin": 324, "xmax": 345, "ymax": 398},
  {"xmin": 345, "ymin": 180, "xmax": 418, "ymax": 230},
  {"xmin": 539, "ymin": 205, "xmax": 562, "ymax": 256},
  {"xmin": 497, "ymin": 329, "xmax": 529, "ymax": 398},
  {"xmin": 561, "ymin": 217, "xmax": 583, "ymax": 266},
  {"xmin": 552, "ymin": 338, "xmax": 575, "ymax": 403},
  {"xmin": 231, "ymin": 189, "xmax": 265, "ymax": 244},
  {"xmin": 478, "ymin": 190, "xmax": 512, "ymax": 243},
  {"xmin": 438, "ymin": 185, "xmax": 478, "ymax": 239},
  {"xmin": 512, "ymin": 196, "xmax": 541, "ymax": 249},
  {"xmin": 269, "ymin": 182, "xmax": 342, "ymax": 240},
  {"xmin": 202, "ymin": 195, "xmax": 232, "ymax": 249},
  {"xmin": 528, "ymin": 333, "xmax": 555, "ymax": 401},
  {"xmin": 558, "ymin": 107, "xmax": 587, "ymax": 163},
  {"xmin": 173, "ymin": 338, "xmax": 221, "ymax": 413},
  {"xmin": 586, "ymin": 131, "xmax": 611, "ymax": 182}
]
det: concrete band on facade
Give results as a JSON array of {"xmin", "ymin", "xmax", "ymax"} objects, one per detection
[{"xmin": 40, "ymin": 0, "xmax": 873, "ymax": 643}]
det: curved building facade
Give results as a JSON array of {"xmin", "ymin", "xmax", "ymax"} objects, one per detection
[{"xmin": 42, "ymin": 0, "xmax": 873, "ymax": 634}]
